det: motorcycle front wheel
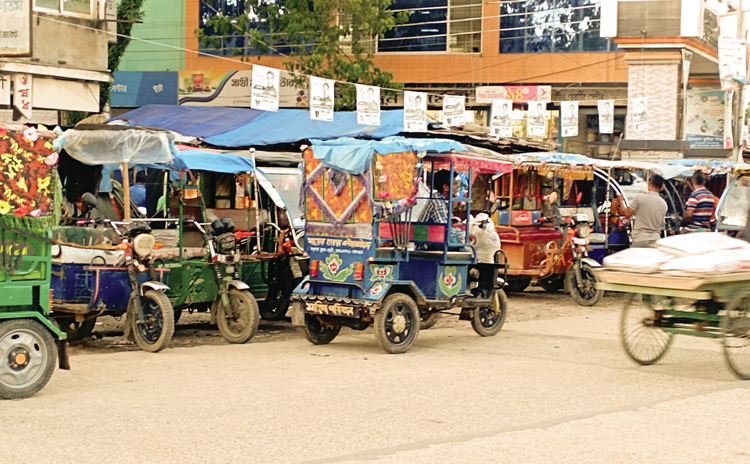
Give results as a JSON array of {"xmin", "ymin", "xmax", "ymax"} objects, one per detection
[
  {"xmin": 132, "ymin": 290, "xmax": 175, "ymax": 353},
  {"xmin": 214, "ymin": 290, "xmax": 260, "ymax": 344},
  {"xmin": 565, "ymin": 263, "xmax": 603, "ymax": 307}
]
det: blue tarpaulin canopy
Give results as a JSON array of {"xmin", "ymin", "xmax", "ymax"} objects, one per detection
[
  {"xmin": 310, "ymin": 137, "xmax": 468, "ymax": 175},
  {"xmin": 111, "ymin": 104, "xmax": 407, "ymax": 148}
]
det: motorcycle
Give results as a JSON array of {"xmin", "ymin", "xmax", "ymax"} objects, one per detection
[
  {"xmin": 192, "ymin": 218, "xmax": 260, "ymax": 343},
  {"xmin": 563, "ymin": 213, "xmax": 604, "ymax": 306}
]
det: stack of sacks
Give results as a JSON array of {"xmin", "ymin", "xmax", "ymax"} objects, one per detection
[{"xmin": 603, "ymin": 233, "xmax": 750, "ymax": 276}]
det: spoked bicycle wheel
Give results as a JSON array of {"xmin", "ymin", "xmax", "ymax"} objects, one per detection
[
  {"xmin": 620, "ymin": 294, "xmax": 674, "ymax": 365},
  {"xmin": 721, "ymin": 290, "xmax": 750, "ymax": 380}
]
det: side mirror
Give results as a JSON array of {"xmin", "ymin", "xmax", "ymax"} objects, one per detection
[{"xmin": 82, "ymin": 192, "xmax": 98, "ymax": 210}]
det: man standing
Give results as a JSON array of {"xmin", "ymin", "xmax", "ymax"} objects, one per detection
[
  {"xmin": 616, "ymin": 175, "xmax": 668, "ymax": 247},
  {"xmin": 681, "ymin": 170, "xmax": 715, "ymax": 232}
]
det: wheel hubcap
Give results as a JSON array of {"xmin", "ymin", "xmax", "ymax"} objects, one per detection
[
  {"xmin": 0, "ymin": 330, "xmax": 47, "ymax": 389},
  {"xmin": 392, "ymin": 315, "xmax": 407, "ymax": 333}
]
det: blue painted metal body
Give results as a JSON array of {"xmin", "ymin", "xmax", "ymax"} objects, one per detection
[{"xmin": 51, "ymin": 263, "xmax": 167, "ymax": 313}]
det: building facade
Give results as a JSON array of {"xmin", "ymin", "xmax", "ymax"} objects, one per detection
[{"xmin": 0, "ymin": 0, "xmax": 115, "ymax": 125}]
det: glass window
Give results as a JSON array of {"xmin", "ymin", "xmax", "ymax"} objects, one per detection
[
  {"xmin": 500, "ymin": 0, "xmax": 617, "ymax": 53},
  {"xmin": 379, "ymin": 7, "xmax": 448, "ymax": 52},
  {"xmin": 35, "ymin": 0, "xmax": 58, "ymax": 10},
  {"xmin": 63, "ymin": 0, "xmax": 92, "ymax": 15}
]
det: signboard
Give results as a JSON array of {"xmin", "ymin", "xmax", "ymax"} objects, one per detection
[
  {"xmin": 719, "ymin": 37, "xmax": 747, "ymax": 89},
  {"xmin": 0, "ymin": 0, "xmax": 31, "ymax": 57},
  {"xmin": 553, "ymin": 87, "xmax": 628, "ymax": 106},
  {"xmin": 178, "ymin": 70, "xmax": 306, "ymax": 108},
  {"xmin": 111, "ymin": 71, "xmax": 178, "ymax": 107},
  {"xmin": 0, "ymin": 74, "xmax": 9, "ymax": 106},
  {"xmin": 685, "ymin": 90, "xmax": 725, "ymax": 148},
  {"xmin": 476, "ymin": 85, "xmax": 551, "ymax": 104},
  {"xmin": 13, "ymin": 73, "xmax": 31, "ymax": 119}
]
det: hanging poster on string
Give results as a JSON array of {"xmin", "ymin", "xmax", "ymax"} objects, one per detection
[
  {"xmin": 442, "ymin": 95, "xmax": 465, "ymax": 126},
  {"xmin": 403, "ymin": 91, "xmax": 427, "ymax": 131},
  {"xmin": 490, "ymin": 100, "xmax": 513, "ymax": 138},
  {"xmin": 309, "ymin": 76, "xmax": 334, "ymax": 122},
  {"xmin": 251, "ymin": 65, "xmax": 280, "ymax": 112},
  {"xmin": 356, "ymin": 84, "xmax": 380, "ymax": 125},
  {"xmin": 561, "ymin": 101, "xmax": 578, "ymax": 137},
  {"xmin": 631, "ymin": 97, "xmax": 648, "ymax": 132},
  {"xmin": 598, "ymin": 100, "xmax": 614, "ymax": 134},
  {"xmin": 527, "ymin": 101, "xmax": 546, "ymax": 137}
]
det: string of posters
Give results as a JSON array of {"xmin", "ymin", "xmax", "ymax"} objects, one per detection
[{"xmin": 252, "ymin": 65, "xmax": 646, "ymax": 137}]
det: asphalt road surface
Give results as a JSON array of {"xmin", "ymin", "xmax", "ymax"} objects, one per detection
[{"xmin": 2, "ymin": 290, "xmax": 749, "ymax": 464}]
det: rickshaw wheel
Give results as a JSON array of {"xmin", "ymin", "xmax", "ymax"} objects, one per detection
[
  {"xmin": 505, "ymin": 278, "xmax": 531, "ymax": 293},
  {"xmin": 420, "ymin": 310, "xmax": 440, "ymax": 330},
  {"xmin": 565, "ymin": 264, "xmax": 603, "ymax": 306},
  {"xmin": 260, "ymin": 290, "xmax": 290, "ymax": 321},
  {"xmin": 56, "ymin": 317, "xmax": 96, "ymax": 341},
  {"xmin": 721, "ymin": 290, "xmax": 750, "ymax": 380},
  {"xmin": 374, "ymin": 293, "xmax": 420, "ymax": 354},
  {"xmin": 471, "ymin": 290, "xmax": 508, "ymax": 337},
  {"xmin": 620, "ymin": 294, "xmax": 674, "ymax": 365},
  {"xmin": 133, "ymin": 290, "xmax": 175, "ymax": 353},
  {"xmin": 302, "ymin": 315, "xmax": 341, "ymax": 345},
  {"xmin": 214, "ymin": 290, "xmax": 260, "ymax": 344},
  {"xmin": 0, "ymin": 319, "xmax": 57, "ymax": 400}
]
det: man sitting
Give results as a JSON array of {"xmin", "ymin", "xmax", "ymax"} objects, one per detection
[{"xmin": 417, "ymin": 170, "xmax": 465, "ymax": 243}]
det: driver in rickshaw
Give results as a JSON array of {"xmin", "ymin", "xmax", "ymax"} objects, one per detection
[{"xmin": 417, "ymin": 169, "xmax": 466, "ymax": 243}]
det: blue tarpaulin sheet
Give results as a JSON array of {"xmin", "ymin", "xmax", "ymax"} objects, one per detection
[
  {"xmin": 139, "ymin": 149, "xmax": 256, "ymax": 173},
  {"xmin": 111, "ymin": 104, "xmax": 407, "ymax": 147},
  {"xmin": 310, "ymin": 137, "xmax": 468, "ymax": 175}
]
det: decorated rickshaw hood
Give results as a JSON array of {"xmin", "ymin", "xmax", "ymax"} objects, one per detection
[{"xmin": 310, "ymin": 137, "xmax": 468, "ymax": 175}]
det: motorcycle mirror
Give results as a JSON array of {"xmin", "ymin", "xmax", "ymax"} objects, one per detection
[{"xmin": 82, "ymin": 192, "xmax": 98, "ymax": 210}]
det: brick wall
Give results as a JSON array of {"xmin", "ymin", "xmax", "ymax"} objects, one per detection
[{"xmin": 626, "ymin": 63, "xmax": 680, "ymax": 140}]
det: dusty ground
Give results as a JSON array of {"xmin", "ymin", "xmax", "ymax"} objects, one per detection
[{"xmin": 70, "ymin": 287, "xmax": 621, "ymax": 355}]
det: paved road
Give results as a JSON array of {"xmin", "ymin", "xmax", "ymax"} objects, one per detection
[{"xmin": 2, "ymin": 293, "xmax": 748, "ymax": 464}]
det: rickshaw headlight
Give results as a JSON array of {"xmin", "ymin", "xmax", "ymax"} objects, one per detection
[
  {"xmin": 575, "ymin": 223, "xmax": 591, "ymax": 239},
  {"xmin": 132, "ymin": 233, "xmax": 156, "ymax": 258}
]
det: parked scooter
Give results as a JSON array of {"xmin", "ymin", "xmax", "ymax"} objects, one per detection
[
  {"xmin": 193, "ymin": 218, "xmax": 260, "ymax": 343},
  {"xmin": 563, "ymin": 213, "xmax": 603, "ymax": 306}
]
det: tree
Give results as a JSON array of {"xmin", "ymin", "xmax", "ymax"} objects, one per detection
[
  {"xmin": 100, "ymin": 0, "xmax": 146, "ymax": 112},
  {"xmin": 198, "ymin": 0, "xmax": 408, "ymax": 110}
]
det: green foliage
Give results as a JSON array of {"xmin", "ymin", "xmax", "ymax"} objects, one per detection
[
  {"xmin": 100, "ymin": 0, "xmax": 146, "ymax": 111},
  {"xmin": 197, "ymin": 0, "xmax": 407, "ymax": 110}
]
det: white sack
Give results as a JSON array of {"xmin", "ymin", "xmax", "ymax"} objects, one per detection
[
  {"xmin": 470, "ymin": 213, "xmax": 501, "ymax": 264},
  {"xmin": 654, "ymin": 232, "xmax": 750, "ymax": 257},
  {"xmin": 602, "ymin": 247, "xmax": 674, "ymax": 274},
  {"xmin": 660, "ymin": 248, "xmax": 750, "ymax": 276}
]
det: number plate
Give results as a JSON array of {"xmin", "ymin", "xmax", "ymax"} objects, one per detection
[{"xmin": 305, "ymin": 301, "xmax": 360, "ymax": 318}]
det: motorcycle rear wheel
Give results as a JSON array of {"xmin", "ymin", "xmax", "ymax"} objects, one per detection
[{"xmin": 565, "ymin": 264, "xmax": 603, "ymax": 307}]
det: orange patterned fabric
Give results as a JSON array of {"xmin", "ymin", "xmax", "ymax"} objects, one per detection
[
  {"xmin": 373, "ymin": 151, "xmax": 419, "ymax": 202},
  {"xmin": 0, "ymin": 129, "xmax": 56, "ymax": 216}
]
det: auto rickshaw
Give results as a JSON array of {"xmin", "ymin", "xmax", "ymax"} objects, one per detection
[
  {"xmin": 491, "ymin": 153, "xmax": 611, "ymax": 305},
  {"xmin": 0, "ymin": 126, "xmax": 69, "ymax": 399},
  {"xmin": 292, "ymin": 137, "xmax": 511, "ymax": 354},
  {"xmin": 49, "ymin": 125, "xmax": 176, "ymax": 352},
  {"xmin": 716, "ymin": 164, "xmax": 750, "ymax": 235}
]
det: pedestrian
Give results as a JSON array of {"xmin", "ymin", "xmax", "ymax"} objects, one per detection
[
  {"xmin": 616, "ymin": 174, "xmax": 668, "ymax": 248},
  {"xmin": 130, "ymin": 171, "xmax": 147, "ymax": 210},
  {"xmin": 680, "ymin": 170, "xmax": 715, "ymax": 233}
]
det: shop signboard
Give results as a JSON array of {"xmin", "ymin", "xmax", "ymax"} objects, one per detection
[
  {"xmin": 0, "ymin": 0, "xmax": 32, "ymax": 57},
  {"xmin": 178, "ymin": 70, "xmax": 306, "ymax": 108},
  {"xmin": 475, "ymin": 85, "xmax": 551, "ymax": 104},
  {"xmin": 685, "ymin": 90, "xmax": 725, "ymax": 148},
  {"xmin": 111, "ymin": 72, "xmax": 178, "ymax": 107}
]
